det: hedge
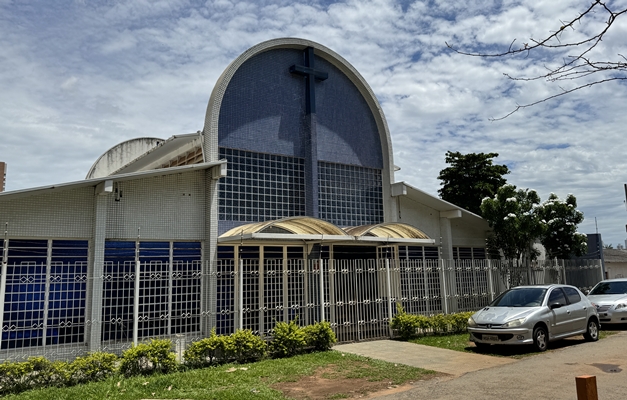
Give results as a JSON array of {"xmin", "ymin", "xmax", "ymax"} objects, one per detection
[
  {"xmin": 390, "ymin": 304, "xmax": 475, "ymax": 340},
  {"xmin": 0, "ymin": 321, "xmax": 337, "ymax": 396}
]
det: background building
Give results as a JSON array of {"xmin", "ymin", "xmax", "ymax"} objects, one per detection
[{"xmin": 0, "ymin": 162, "xmax": 6, "ymax": 192}]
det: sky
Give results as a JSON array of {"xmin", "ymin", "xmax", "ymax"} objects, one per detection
[{"xmin": 1, "ymin": 0, "xmax": 626, "ymax": 247}]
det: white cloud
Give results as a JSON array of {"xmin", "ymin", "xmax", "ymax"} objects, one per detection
[{"xmin": 1, "ymin": 0, "xmax": 626, "ymax": 246}]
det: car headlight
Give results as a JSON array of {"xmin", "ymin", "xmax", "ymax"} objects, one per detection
[
  {"xmin": 615, "ymin": 303, "xmax": 627, "ymax": 310},
  {"xmin": 502, "ymin": 318, "xmax": 526, "ymax": 328},
  {"xmin": 467, "ymin": 317, "xmax": 477, "ymax": 327}
]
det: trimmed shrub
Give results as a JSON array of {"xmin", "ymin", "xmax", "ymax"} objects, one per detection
[
  {"xmin": 270, "ymin": 320, "xmax": 306, "ymax": 358},
  {"xmin": 184, "ymin": 329, "xmax": 228, "ymax": 367},
  {"xmin": 430, "ymin": 314, "xmax": 448, "ymax": 333},
  {"xmin": 390, "ymin": 305, "xmax": 420, "ymax": 339},
  {"xmin": 390, "ymin": 304, "xmax": 477, "ymax": 339},
  {"xmin": 0, "ymin": 358, "xmax": 37, "ymax": 395},
  {"xmin": 224, "ymin": 329, "xmax": 267, "ymax": 363},
  {"xmin": 302, "ymin": 321, "xmax": 336, "ymax": 351},
  {"xmin": 119, "ymin": 339, "xmax": 177, "ymax": 377},
  {"xmin": 69, "ymin": 352, "xmax": 118, "ymax": 385},
  {"xmin": 450, "ymin": 311, "xmax": 474, "ymax": 333},
  {"xmin": 0, "ymin": 357, "xmax": 69, "ymax": 395}
]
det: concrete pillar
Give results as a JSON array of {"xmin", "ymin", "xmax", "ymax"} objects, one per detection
[
  {"xmin": 439, "ymin": 210, "xmax": 462, "ymax": 313},
  {"xmin": 86, "ymin": 180, "xmax": 112, "ymax": 352},
  {"xmin": 439, "ymin": 217, "xmax": 454, "ymax": 260}
]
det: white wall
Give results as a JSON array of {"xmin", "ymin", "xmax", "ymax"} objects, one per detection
[{"xmin": 605, "ymin": 262, "xmax": 627, "ymax": 279}]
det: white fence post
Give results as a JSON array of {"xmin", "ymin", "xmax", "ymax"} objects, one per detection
[
  {"xmin": 167, "ymin": 244, "xmax": 173, "ymax": 336},
  {"xmin": 133, "ymin": 233, "xmax": 140, "ymax": 346},
  {"xmin": 0, "ymin": 228, "xmax": 8, "ymax": 345},
  {"xmin": 41, "ymin": 240, "xmax": 53, "ymax": 352},
  {"xmin": 238, "ymin": 258, "xmax": 244, "ymax": 330},
  {"xmin": 486, "ymin": 259, "xmax": 495, "ymax": 302},
  {"xmin": 319, "ymin": 258, "xmax": 325, "ymax": 322},
  {"xmin": 440, "ymin": 259, "xmax": 449, "ymax": 314},
  {"xmin": 385, "ymin": 258, "xmax": 393, "ymax": 336}
]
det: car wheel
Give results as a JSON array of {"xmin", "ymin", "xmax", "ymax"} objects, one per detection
[
  {"xmin": 532, "ymin": 326, "xmax": 548, "ymax": 352},
  {"xmin": 584, "ymin": 319, "xmax": 599, "ymax": 342}
]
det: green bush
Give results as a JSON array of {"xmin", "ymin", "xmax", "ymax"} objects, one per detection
[
  {"xmin": 302, "ymin": 321, "xmax": 337, "ymax": 351},
  {"xmin": 430, "ymin": 314, "xmax": 448, "ymax": 333},
  {"xmin": 0, "ymin": 358, "xmax": 36, "ymax": 395},
  {"xmin": 450, "ymin": 311, "xmax": 474, "ymax": 333},
  {"xmin": 390, "ymin": 305, "xmax": 420, "ymax": 339},
  {"xmin": 0, "ymin": 357, "xmax": 70, "ymax": 395},
  {"xmin": 224, "ymin": 329, "xmax": 267, "ymax": 363},
  {"xmin": 184, "ymin": 329, "xmax": 228, "ymax": 367},
  {"xmin": 119, "ymin": 339, "xmax": 178, "ymax": 377},
  {"xmin": 270, "ymin": 320, "xmax": 306, "ymax": 358},
  {"xmin": 69, "ymin": 352, "xmax": 118, "ymax": 385},
  {"xmin": 390, "ymin": 305, "xmax": 477, "ymax": 339}
]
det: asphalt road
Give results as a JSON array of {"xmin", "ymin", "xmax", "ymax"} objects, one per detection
[{"xmin": 367, "ymin": 332, "xmax": 627, "ymax": 400}]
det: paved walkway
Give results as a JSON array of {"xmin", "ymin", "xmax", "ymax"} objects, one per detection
[
  {"xmin": 334, "ymin": 340, "xmax": 516, "ymax": 377},
  {"xmin": 336, "ymin": 332, "xmax": 627, "ymax": 399}
]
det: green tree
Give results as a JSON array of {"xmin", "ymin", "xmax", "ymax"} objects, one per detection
[
  {"xmin": 536, "ymin": 193, "xmax": 587, "ymax": 259},
  {"xmin": 438, "ymin": 151, "xmax": 510, "ymax": 216},
  {"xmin": 480, "ymin": 184, "xmax": 544, "ymax": 261}
]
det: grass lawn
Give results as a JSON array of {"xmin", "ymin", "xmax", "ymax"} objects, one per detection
[
  {"xmin": 4, "ymin": 351, "xmax": 437, "ymax": 400},
  {"xmin": 409, "ymin": 330, "xmax": 619, "ymax": 359}
]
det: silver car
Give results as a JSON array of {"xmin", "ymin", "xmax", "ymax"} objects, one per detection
[
  {"xmin": 468, "ymin": 284, "xmax": 600, "ymax": 352},
  {"xmin": 587, "ymin": 278, "xmax": 627, "ymax": 324}
]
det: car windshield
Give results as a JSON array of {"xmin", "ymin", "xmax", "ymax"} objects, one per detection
[
  {"xmin": 589, "ymin": 281, "xmax": 627, "ymax": 295},
  {"xmin": 489, "ymin": 288, "xmax": 547, "ymax": 307}
]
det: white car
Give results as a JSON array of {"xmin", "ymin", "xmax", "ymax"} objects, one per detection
[
  {"xmin": 468, "ymin": 284, "xmax": 600, "ymax": 352},
  {"xmin": 587, "ymin": 278, "xmax": 627, "ymax": 325}
]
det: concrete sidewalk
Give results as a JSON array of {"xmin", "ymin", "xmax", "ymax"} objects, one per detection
[
  {"xmin": 335, "ymin": 332, "xmax": 627, "ymax": 400},
  {"xmin": 334, "ymin": 340, "xmax": 517, "ymax": 377}
]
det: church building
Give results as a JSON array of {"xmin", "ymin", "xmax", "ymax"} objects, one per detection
[{"xmin": 0, "ymin": 38, "xmax": 489, "ymax": 357}]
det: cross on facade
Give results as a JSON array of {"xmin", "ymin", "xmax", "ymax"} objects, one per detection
[
  {"xmin": 289, "ymin": 46, "xmax": 328, "ymax": 218},
  {"xmin": 290, "ymin": 47, "xmax": 328, "ymax": 114}
]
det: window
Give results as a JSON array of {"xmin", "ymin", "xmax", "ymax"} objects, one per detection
[
  {"xmin": 101, "ymin": 241, "xmax": 202, "ymax": 341},
  {"xmin": 1, "ymin": 240, "xmax": 88, "ymax": 350},
  {"xmin": 318, "ymin": 161, "xmax": 383, "ymax": 226},
  {"xmin": 452, "ymin": 247, "xmax": 486, "ymax": 260},
  {"xmin": 218, "ymin": 147, "xmax": 305, "ymax": 222},
  {"xmin": 562, "ymin": 287, "xmax": 581, "ymax": 304},
  {"xmin": 548, "ymin": 288, "xmax": 567, "ymax": 306}
]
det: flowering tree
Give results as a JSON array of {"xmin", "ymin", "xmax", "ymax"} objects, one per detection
[
  {"xmin": 536, "ymin": 193, "xmax": 587, "ymax": 259},
  {"xmin": 480, "ymin": 184, "xmax": 544, "ymax": 261},
  {"xmin": 481, "ymin": 185, "xmax": 587, "ymax": 260}
]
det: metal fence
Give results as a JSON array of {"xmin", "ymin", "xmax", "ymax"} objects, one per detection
[{"xmin": 0, "ymin": 257, "xmax": 603, "ymax": 362}]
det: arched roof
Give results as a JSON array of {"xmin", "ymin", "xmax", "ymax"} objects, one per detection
[
  {"xmin": 86, "ymin": 137, "xmax": 163, "ymax": 179},
  {"xmin": 220, "ymin": 216, "xmax": 347, "ymax": 237},
  {"xmin": 344, "ymin": 223, "xmax": 430, "ymax": 240},
  {"xmin": 203, "ymin": 37, "xmax": 396, "ymax": 222},
  {"xmin": 219, "ymin": 218, "xmax": 433, "ymax": 245}
]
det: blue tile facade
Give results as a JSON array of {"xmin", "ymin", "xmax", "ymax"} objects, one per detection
[{"xmin": 218, "ymin": 48, "xmax": 384, "ymax": 233}]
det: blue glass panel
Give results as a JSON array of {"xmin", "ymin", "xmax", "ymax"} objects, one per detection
[{"xmin": 317, "ymin": 161, "xmax": 383, "ymax": 226}]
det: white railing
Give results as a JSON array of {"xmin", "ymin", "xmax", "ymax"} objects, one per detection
[{"xmin": 0, "ymin": 258, "xmax": 603, "ymax": 361}]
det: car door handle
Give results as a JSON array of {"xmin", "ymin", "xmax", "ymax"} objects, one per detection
[{"xmin": 567, "ymin": 310, "xmax": 571, "ymax": 314}]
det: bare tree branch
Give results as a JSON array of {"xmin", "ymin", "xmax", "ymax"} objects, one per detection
[
  {"xmin": 489, "ymin": 77, "xmax": 626, "ymax": 121},
  {"xmin": 447, "ymin": 0, "xmax": 627, "ymax": 118}
]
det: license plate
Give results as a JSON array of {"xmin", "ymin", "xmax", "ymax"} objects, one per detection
[{"xmin": 483, "ymin": 334, "xmax": 499, "ymax": 342}]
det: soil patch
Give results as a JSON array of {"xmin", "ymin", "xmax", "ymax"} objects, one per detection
[{"xmin": 271, "ymin": 364, "xmax": 448, "ymax": 399}]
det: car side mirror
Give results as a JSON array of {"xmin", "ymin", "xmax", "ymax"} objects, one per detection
[{"xmin": 550, "ymin": 303, "xmax": 563, "ymax": 310}]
